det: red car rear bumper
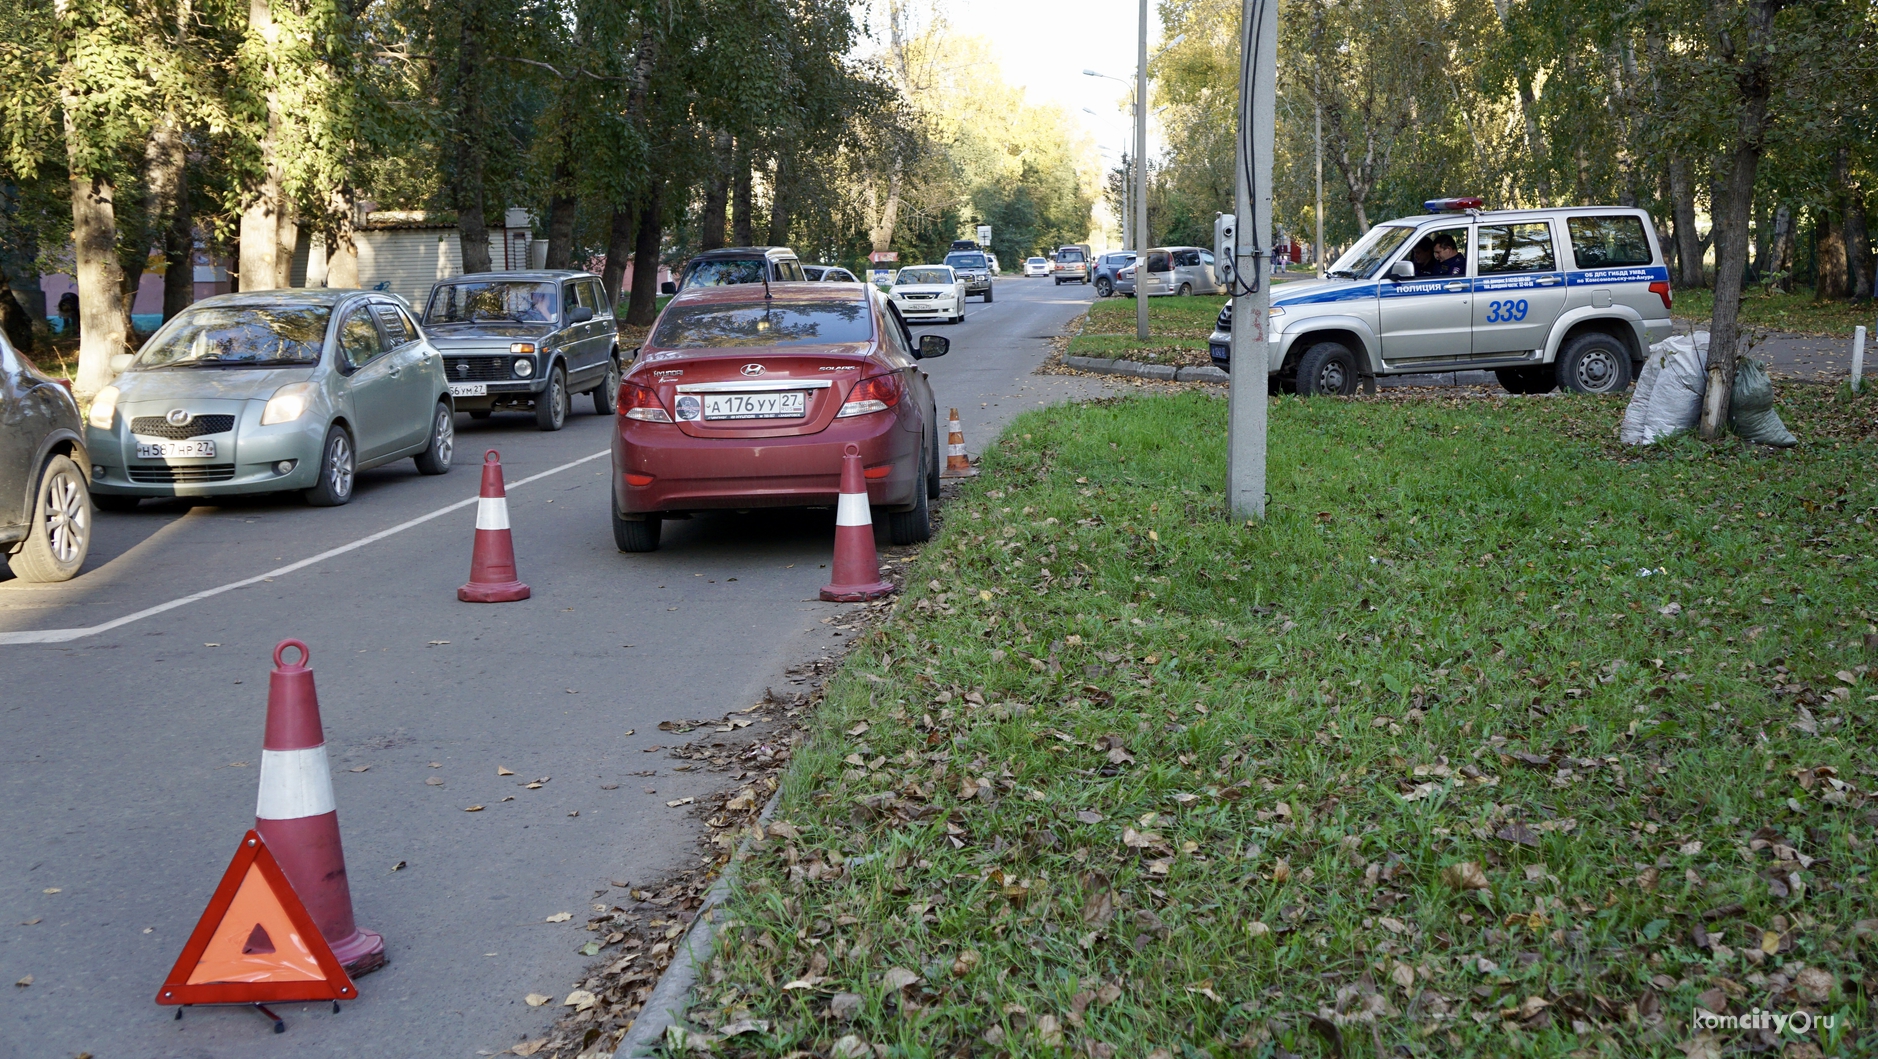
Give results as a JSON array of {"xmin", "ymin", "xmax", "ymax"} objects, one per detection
[{"xmin": 613, "ymin": 410, "xmax": 921, "ymax": 515}]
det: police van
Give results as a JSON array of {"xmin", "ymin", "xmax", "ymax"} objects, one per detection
[{"xmin": 1210, "ymin": 200, "xmax": 1672, "ymax": 395}]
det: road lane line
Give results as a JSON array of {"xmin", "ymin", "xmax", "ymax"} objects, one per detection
[{"xmin": 0, "ymin": 450, "xmax": 609, "ymax": 646}]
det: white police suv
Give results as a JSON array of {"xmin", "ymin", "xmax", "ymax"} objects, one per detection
[{"xmin": 1211, "ymin": 200, "xmax": 1673, "ymax": 396}]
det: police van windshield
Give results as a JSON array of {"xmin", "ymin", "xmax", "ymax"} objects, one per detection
[{"xmin": 1327, "ymin": 225, "xmax": 1418, "ymax": 280}]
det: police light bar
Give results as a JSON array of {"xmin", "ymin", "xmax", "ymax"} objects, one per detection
[{"xmin": 1424, "ymin": 197, "xmax": 1484, "ymax": 213}]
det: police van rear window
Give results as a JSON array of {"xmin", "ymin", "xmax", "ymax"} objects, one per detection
[{"xmin": 1567, "ymin": 216, "xmax": 1653, "ymax": 269}]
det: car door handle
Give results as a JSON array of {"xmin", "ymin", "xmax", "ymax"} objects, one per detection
[
  {"xmin": 1535, "ymin": 276, "xmax": 1561, "ymax": 286},
  {"xmin": 1444, "ymin": 281, "xmax": 1467, "ymax": 292},
  {"xmin": 388, "ymin": 367, "xmax": 402, "ymax": 379}
]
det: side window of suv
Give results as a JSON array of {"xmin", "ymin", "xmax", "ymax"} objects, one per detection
[
  {"xmin": 774, "ymin": 260, "xmax": 805, "ymax": 282},
  {"xmin": 1567, "ymin": 215, "xmax": 1653, "ymax": 268},
  {"xmin": 1475, "ymin": 223, "xmax": 1556, "ymax": 274},
  {"xmin": 585, "ymin": 279, "xmax": 611, "ymax": 318}
]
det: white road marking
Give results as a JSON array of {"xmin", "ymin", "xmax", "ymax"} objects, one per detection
[{"xmin": 0, "ymin": 450, "xmax": 609, "ymax": 645}]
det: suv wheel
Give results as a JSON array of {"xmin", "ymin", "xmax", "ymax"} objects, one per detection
[
  {"xmin": 593, "ymin": 357, "xmax": 620, "ymax": 415},
  {"xmin": 9, "ymin": 454, "xmax": 91, "ymax": 582},
  {"xmin": 535, "ymin": 366, "xmax": 568, "ymax": 431},
  {"xmin": 1094, "ymin": 276, "xmax": 1112, "ymax": 297},
  {"xmin": 983, "ymin": 285, "xmax": 993, "ymax": 303},
  {"xmin": 1177, "ymin": 282, "xmax": 1193, "ymax": 296},
  {"xmin": 1556, "ymin": 333, "xmax": 1632, "ymax": 394},
  {"xmin": 1295, "ymin": 341, "xmax": 1359, "ymax": 397}
]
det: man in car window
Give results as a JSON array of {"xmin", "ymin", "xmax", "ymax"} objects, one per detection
[
  {"xmin": 1432, "ymin": 233, "xmax": 1466, "ymax": 275},
  {"xmin": 1411, "ymin": 242, "xmax": 1437, "ymax": 276}
]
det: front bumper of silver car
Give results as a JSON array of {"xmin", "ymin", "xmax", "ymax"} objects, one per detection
[{"xmin": 87, "ymin": 399, "xmax": 327, "ymax": 496}]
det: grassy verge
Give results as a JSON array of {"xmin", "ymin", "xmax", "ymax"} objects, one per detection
[
  {"xmin": 1073, "ymin": 296, "xmax": 1228, "ymax": 368},
  {"xmin": 693, "ymin": 386, "xmax": 1876, "ymax": 1058},
  {"xmin": 1675, "ymin": 286, "xmax": 1876, "ymax": 338}
]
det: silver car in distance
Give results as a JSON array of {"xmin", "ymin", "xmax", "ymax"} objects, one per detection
[{"xmin": 85, "ymin": 290, "xmax": 455, "ymax": 509}]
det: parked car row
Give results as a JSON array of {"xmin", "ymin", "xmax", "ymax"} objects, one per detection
[{"xmin": 1113, "ymin": 247, "xmax": 1226, "ymax": 298}]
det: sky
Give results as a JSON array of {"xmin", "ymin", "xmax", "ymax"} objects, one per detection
[{"xmin": 943, "ymin": 0, "xmax": 1168, "ymax": 162}]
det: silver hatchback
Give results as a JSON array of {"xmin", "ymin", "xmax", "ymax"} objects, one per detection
[{"xmin": 86, "ymin": 290, "xmax": 455, "ymax": 508}]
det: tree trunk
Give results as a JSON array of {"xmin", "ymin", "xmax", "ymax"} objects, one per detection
[
  {"xmin": 275, "ymin": 200, "xmax": 298, "ymax": 288},
  {"xmin": 1767, "ymin": 203, "xmax": 1794, "ymax": 291},
  {"xmin": 1815, "ymin": 203, "xmax": 1846, "ymax": 302},
  {"xmin": 543, "ymin": 139, "xmax": 577, "ymax": 269},
  {"xmin": 141, "ymin": 116, "xmax": 193, "ymax": 320},
  {"xmin": 766, "ymin": 154, "xmax": 793, "ymax": 246},
  {"xmin": 1698, "ymin": 0, "xmax": 1790, "ymax": 441},
  {"xmin": 1669, "ymin": 157, "xmax": 1705, "ymax": 287},
  {"xmin": 1844, "ymin": 159, "xmax": 1871, "ymax": 303},
  {"xmin": 732, "ymin": 140, "xmax": 754, "ymax": 247},
  {"xmin": 601, "ymin": 208, "xmax": 634, "ymax": 305},
  {"xmin": 700, "ymin": 131, "xmax": 731, "ymax": 251},
  {"xmin": 163, "ymin": 221, "xmax": 193, "ymax": 320},
  {"xmin": 238, "ymin": 0, "xmax": 285, "ymax": 292},
  {"xmin": 627, "ymin": 180, "xmax": 664, "ymax": 326},
  {"xmin": 0, "ymin": 272, "xmax": 33, "ymax": 355},
  {"xmin": 325, "ymin": 186, "xmax": 359, "ymax": 288},
  {"xmin": 67, "ymin": 171, "xmax": 127, "ymax": 399},
  {"xmin": 867, "ymin": 159, "xmax": 902, "ymax": 253},
  {"xmin": 453, "ymin": 3, "xmax": 492, "ymax": 275}
]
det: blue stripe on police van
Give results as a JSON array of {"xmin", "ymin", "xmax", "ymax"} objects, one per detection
[{"xmin": 1565, "ymin": 265, "xmax": 1669, "ymax": 285}]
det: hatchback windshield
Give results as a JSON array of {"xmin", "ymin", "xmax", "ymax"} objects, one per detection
[
  {"xmin": 650, "ymin": 302, "xmax": 873, "ymax": 348},
  {"xmin": 897, "ymin": 268, "xmax": 953, "ymax": 285},
  {"xmin": 135, "ymin": 305, "xmax": 331, "ymax": 369},
  {"xmin": 425, "ymin": 281, "xmax": 558, "ymax": 324},
  {"xmin": 1328, "ymin": 225, "xmax": 1417, "ymax": 280},
  {"xmin": 684, "ymin": 259, "xmax": 767, "ymax": 287},
  {"xmin": 945, "ymin": 253, "xmax": 987, "ymax": 270}
]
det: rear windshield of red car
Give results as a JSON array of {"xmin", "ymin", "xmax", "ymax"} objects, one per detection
[{"xmin": 649, "ymin": 301, "xmax": 874, "ymax": 349}]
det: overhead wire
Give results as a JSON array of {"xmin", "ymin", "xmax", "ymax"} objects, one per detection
[{"xmin": 1229, "ymin": 0, "xmax": 1269, "ymax": 299}]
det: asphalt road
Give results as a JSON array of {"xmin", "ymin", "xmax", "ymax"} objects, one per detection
[{"xmin": 0, "ymin": 275, "xmax": 1108, "ymax": 1059}]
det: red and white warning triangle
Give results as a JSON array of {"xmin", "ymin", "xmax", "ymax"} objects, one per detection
[{"xmin": 156, "ymin": 830, "xmax": 357, "ymax": 1006}]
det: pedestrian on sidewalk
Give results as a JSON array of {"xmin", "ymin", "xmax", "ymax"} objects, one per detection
[{"xmin": 57, "ymin": 291, "xmax": 78, "ymax": 338}]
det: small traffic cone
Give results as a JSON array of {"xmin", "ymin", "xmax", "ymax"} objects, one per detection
[
  {"xmin": 941, "ymin": 408, "xmax": 978, "ymax": 478},
  {"xmin": 458, "ymin": 449, "xmax": 530, "ymax": 603},
  {"xmin": 820, "ymin": 443, "xmax": 895, "ymax": 602},
  {"xmin": 254, "ymin": 639, "xmax": 386, "ymax": 976}
]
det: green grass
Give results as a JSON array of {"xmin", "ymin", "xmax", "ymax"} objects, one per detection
[
  {"xmin": 693, "ymin": 387, "xmax": 1877, "ymax": 1058},
  {"xmin": 1676, "ymin": 286, "xmax": 1876, "ymax": 337},
  {"xmin": 1084, "ymin": 295, "xmax": 1227, "ymax": 343},
  {"xmin": 1064, "ymin": 335, "xmax": 1210, "ymax": 366}
]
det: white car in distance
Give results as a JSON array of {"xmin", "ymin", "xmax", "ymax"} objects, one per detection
[
  {"xmin": 1023, "ymin": 257, "xmax": 1050, "ymax": 277},
  {"xmin": 890, "ymin": 265, "xmax": 967, "ymax": 325}
]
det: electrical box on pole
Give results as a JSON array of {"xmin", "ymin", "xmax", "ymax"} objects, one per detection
[
  {"xmin": 1226, "ymin": 0, "xmax": 1277, "ymax": 521},
  {"xmin": 1213, "ymin": 213, "xmax": 1236, "ymax": 288}
]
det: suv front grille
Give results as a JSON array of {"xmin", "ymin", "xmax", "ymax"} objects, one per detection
[
  {"xmin": 131, "ymin": 414, "xmax": 236, "ymax": 440},
  {"xmin": 445, "ymin": 356, "xmax": 512, "ymax": 381},
  {"xmin": 129, "ymin": 464, "xmax": 237, "ymax": 484},
  {"xmin": 1216, "ymin": 304, "xmax": 1233, "ymax": 332}
]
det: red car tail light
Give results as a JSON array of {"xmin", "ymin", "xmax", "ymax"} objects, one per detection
[
  {"xmin": 837, "ymin": 373, "xmax": 903, "ymax": 418},
  {"xmin": 1648, "ymin": 281, "xmax": 1672, "ymax": 311},
  {"xmin": 621, "ymin": 380, "xmax": 671, "ymax": 422},
  {"xmin": 625, "ymin": 472, "xmax": 655, "ymax": 486},
  {"xmin": 864, "ymin": 464, "xmax": 891, "ymax": 479}
]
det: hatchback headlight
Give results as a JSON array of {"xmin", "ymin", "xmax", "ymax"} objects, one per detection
[
  {"xmin": 261, "ymin": 382, "xmax": 316, "ymax": 425},
  {"xmin": 87, "ymin": 385, "xmax": 120, "ymax": 430}
]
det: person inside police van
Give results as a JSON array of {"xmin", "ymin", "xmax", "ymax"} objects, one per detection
[
  {"xmin": 1410, "ymin": 241, "xmax": 1437, "ymax": 275},
  {"xmin": 1431, "ymin": 232, "xmax": 1466, "ymax": 276}
]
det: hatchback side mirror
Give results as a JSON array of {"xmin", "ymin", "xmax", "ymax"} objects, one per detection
[
  {"xmin": 109, "ymin": 353, "xmax": 134, "ymax": 374},
  {"xmin": 916, "ymin": 334, "xmax": 949, "ymax": 359},
  {"xmin": 660, "ymin": 281, "xmax": 677, "ymax": 295},
  {"xmin": 1389, "ymin": 260, "xmax": 1415, "ymax": 280}
]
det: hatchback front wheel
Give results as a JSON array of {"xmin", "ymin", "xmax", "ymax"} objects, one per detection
[
  {"xmin": 305, "ymin": 425, "xmax": 355, "ymax": 506},
  {"xmin": 9, "ymin": 454, "xmax": 90, "ymax": 582}
]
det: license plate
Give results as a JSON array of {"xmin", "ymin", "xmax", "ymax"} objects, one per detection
[
  {"xmin": 699, "ymin": 391, "xmax": 806, "ymax": 420},
  {"xmin": 449, "ymin": 382, "xmax": 487, "ymax": 397},
  {"xmin": 137, "ymin": 440, "xmax": 216, "ymax": 459}
]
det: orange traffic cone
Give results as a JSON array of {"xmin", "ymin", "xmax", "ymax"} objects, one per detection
[
  {"xmin": 941, "ymin": 408, "xmax": 977, "ymax": 478},
  {"xmin": 459, "ymin": 450, "xmax": 530, "ymax": 603},
  {"xmin": 820, "ymin": 443, "xmax": 895, "ymax": 602},
  {"xmin": 253, "ymin": 640, "xmax": 386, "ymax": 976}
]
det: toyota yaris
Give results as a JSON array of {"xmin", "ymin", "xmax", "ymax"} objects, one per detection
[{"xmin": 611, "ymin": 284, "xmax": 948, "ymax": 552}]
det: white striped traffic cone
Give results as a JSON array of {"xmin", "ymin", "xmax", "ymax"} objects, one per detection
[
  {"xmin": 254, "ymin": 639, "xmax": 386, "ymax": 976},
  {"xmin": 820, "ymin": 444, "xmax": 895, "ymax": 602},
  {"xmin": 941, "ymin": 408, "xmax": 978, "ymax": 478},
  {"xmin": 458, "ymin": 449, "xmax": 530, "ymax": 603}
]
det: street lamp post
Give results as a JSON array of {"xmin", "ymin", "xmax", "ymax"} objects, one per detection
[{"xmin": 1086, "ymin": 33, "xmax": 1179, "ymax": 342}]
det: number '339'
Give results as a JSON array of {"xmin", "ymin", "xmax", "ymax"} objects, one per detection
[{"xmin": 1486, "ymin": 299, "xmax": 1529, "ymax": 323}]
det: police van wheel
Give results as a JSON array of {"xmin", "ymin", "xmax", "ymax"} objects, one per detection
[
  {"xmin": 1295, "ymin": 342, "xmax": 1359, "ymax": 397},
  {"xmin": 1557, "ymin": 333, "xmax": 1632, "ymax": 395}
]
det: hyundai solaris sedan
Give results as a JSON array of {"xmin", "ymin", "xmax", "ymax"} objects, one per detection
[
  {"xmin": 86, "ymin": 291, "xmax": 455, "ymax": 508},
  {"xmin": 611, "ymin": 284, "xmax": 948, "ymax": 552}
]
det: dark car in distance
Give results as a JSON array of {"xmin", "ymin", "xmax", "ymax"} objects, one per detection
[
  {"xmin": 1093, "ymin": 251, "xmax": 1137, "ymax": 297},
  {"xmin": 677, "ymin": 247, "xmax": 807, "ymax": 290},
  {"xmin": 1, "ymin": 332, "xmax": 90, "ymax": 581},
  {"xmin": 610, "ymin": 283, "xmax": 947, "ymax": 552},
  {"xmin": 421, "ymin": 271, "xmax": 622, "ymax": 431}
]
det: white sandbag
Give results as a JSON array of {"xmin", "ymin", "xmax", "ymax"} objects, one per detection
[
  {"xmin": 1623, "ymin": 331, "xmax": 1709, "ymax": 444},
  {"xmin": 1619, "ymin": 354, "xmax": 1663, "ymax": 444}
]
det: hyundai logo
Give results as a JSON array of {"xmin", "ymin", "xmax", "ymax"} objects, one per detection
[
  {"xmin": 165, "ymin": 409, "xmax": 192, "ymax": 427},
  {"xmin": 740, "ymin": 363, "xmax": 765, "ymax": 376}
]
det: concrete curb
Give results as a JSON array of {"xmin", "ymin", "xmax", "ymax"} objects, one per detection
[
  {"xmin": 1063, "ymin": 355, "xmax": 1228, "ymax": 384},
  {"xmin": 614, "ymin": 789, "xmax": 784, "ymax": 1058}
]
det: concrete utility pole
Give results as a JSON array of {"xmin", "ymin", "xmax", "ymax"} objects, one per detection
[
  {"xmin": 1227, "ymin": 0, "xmax": 1277, "ymax": 520},
  {"xmin": 1314, "ymin": 103, "xmax": 1325, "ymax": 278},
  {"xmin": 1134, "ymin": 0, "xmax": 1150, "ymax": 342}
]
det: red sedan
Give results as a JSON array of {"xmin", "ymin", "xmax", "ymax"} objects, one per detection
[{"xmin": 610, "ymin": 283, "xmax": 949, "ymax": 552}]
